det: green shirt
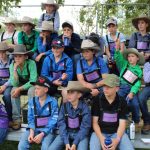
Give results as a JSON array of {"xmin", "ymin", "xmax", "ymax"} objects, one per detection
[
  {"xmin": 18, "ymin": 30, "xmax": 39, "ymax": 53},
  {"xmin": 114, "ymin": 50, "xmax": 142, "ymax": 94},
  {"xmin": 9, "ymin": 59, "xmax": 37, "ymax": 90}
]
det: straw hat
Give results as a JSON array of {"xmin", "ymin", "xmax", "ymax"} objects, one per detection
[
  {"xmin": 17, "ymin": 16, "xmax": 36, "ymax": 27},
  {"xmin": 41, "ymin": 21, "xmax": 54, "ymax": 31},
  {"xmin": 123, "ymin": 48, "xmax": 145, "ymax": 65},
  {"xmin": 8, "ymin": 44, "xmax": 32, "ymax": 55},
  {"xmin": 41, "ymin": 0, "xmax": 59, "ymax": 10},
  {"xmin": 58, "ymin": 81, "xmax": 91, "ymax": 93},
  {"xmin": 81, "ymin": 39, "xmax": 100, "ymax": 52},
  {"xmin": 132, "ymin": 15, "xmax": 150, "ymax": 32},
  {"xmin": 0, "ymin": 42, "xmax": 11, "ymax": 51},
  {"xmin": 3, "ymin": 17, "xmax": 17, "ymax": 25}
]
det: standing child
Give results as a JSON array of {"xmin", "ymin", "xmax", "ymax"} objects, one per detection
[
  {"xmin": 38, "ymin": 0, "xmax": 60, "ymax": 32},
  {"xmin": 48, "ymin": 81, "xmax": 91, "ymax": 150},
  {"xmin": 18, "ymin": 76, "xmax": 58, "ymax": 150}
]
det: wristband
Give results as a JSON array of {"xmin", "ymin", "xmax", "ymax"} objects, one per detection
[{"xmin": 14, "ymin": 68, "xmax": 17, "ymax": 72}]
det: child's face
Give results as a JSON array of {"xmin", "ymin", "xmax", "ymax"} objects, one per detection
[
  {"xmin": 14, "ymin": 54, "xmax": 27, "ymax": 65},
  {"xmin": 52, "ymin": 46, "xmax": 64, "ymax": 57},
  {"xmin": 22, "ymin": 23, "xmax": 33, "ymax": 33},
  {"xmin": 82, "ymin": 49, "xmax": 94, "ymax": 61},
  {"xmin": 103, "ymin": 85, "xmax": 118, "ymax": 97},
  {"xmin": 107, "ymin": 24, "xmax": 117, "ymax": 34},
  {"xmin": 6, "ymin": 23, "xmax": 15, "ymax": 32},
  {"xmin": 35, "ymin": 85, "xmax": 48, "ymax": 97},
  {"xmin": 67, "ymin": 90, "xmax": 82, "ymax": 103},
  {"xmin": 45, "ymin": 4, "xmax": 55, "ymax": 13},
  {"xmin": 0, "ymin": 51, "xmax": 7, "ymax": 60},
  {"xmin": 127, "ymin": 53, "xmax": 139, "ymax": 65},
  {"xmin": 63, "ymin": 27, "xmax": 73, "ymax": 38},
  {"xmin": 138, "ymin": 20, "xmax": 148, "ymax": 32}
]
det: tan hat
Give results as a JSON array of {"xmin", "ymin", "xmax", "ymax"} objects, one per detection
[
  {"xmin": 132, "ymin": 15, "xmax": 150, "ymax": 32},
  {"xmin": 123, "ymin": 48, "xmax": 145, "ymax": 65},
  {"xmin": 3, "ymin": 17, "xmax": 17, "ymax": 25},
  {"xmin": 106, "ymin": 18, "xmax": 117, "ymax": 26},
  {"xmin": 103, "ymin": 74, "xmax": 120, "ymax": 87},
  {"xmin": 41, "ymin": 21, "xmax": 54, "ymax": 31},
  {"xmin": 8, "ymin": 44, "xmax": 32, "ymax": 55},
  {"xmin": 58, "ymin": 81, "xmax": 91, "ymax": 93},
  {"xmin": 41, "ymin": 0, "xmax": 59, "ymax": 10},
  {"xmin": 81, "ymin": 39, "xmax": 100, "ymax": 52},
  {"xmin": 17, "ymin": 16, "xmax": 36, "ymax": 27},
  {"xmin": 0, "ymin": 42, "xmax": 11, "ymax": 51}
]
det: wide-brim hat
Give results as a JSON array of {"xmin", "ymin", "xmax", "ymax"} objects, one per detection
[
  {"xmin": 123, "ymin": 48, "xmax": 145, "ymax": 65},
  {"xmin": 2, "ymin": 17, "xmax": 17, "ymax": 25},
  {"xmin": 7, "ymin": 44, "xmax": 32, "ymax": 55},
  {"xmin": 40, "ymin": 21, "xmax": 54, "ymax": 32},
  {"xmin": 81, "ymin": 39, "xmax": 100, "ymax": 52},
  {"xmin": 58, "ymin": 81, "xmax": 91, "ymax": 93},
  {"xmin": 0, "ymin": 42, "xmax": 12, "ymax": 52},
  {"xmin": 132, "ymin": 15, "xmax": 150, "ymax": 32},
  {"xmin": 41, "ymin": 0, "xmax": 59, "ymax": 10},
  {"xmin": 17, "ymin": 16, "xmax": 36, "ymax": 27}
]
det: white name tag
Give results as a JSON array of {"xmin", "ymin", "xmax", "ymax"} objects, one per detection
[{"xmin": 123, "ymin": 70, "xmax": 138, "ymax": 84}]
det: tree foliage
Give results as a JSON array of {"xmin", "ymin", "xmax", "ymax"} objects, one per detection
[{"xmin": 79, "ymin": 0, "xmax": 150, "ymax": 36}]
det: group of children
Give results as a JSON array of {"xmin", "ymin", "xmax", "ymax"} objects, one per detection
[{"xmin": 0, "ymin": 0, "xmax": 149, "ymax": 149}]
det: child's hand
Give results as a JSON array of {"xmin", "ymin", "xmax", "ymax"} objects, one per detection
[
  {"xmin": 127, "ymin": 93, "xmax": 134, "ymax": 100},
  {"xmin": 11, "ymin": 87, "xmax": 21, "ymax": 98},
  {"xmin": 0, "ymin": 85, "xmax": 6, "ymax": 94},
  {"xmin": 33, "ymin": 132, "xmax": 44, "ymax": 144},
  {"xmin": 61, "ymin": 73, "xmax": 68, "ymax": 80},
  {"xmin": 28, "ymin": 130, "xmax": 34, "ymax": 143},
  {"xmin": 115, "ymin": 38, "xmax": 120, "ymax": 51},
  {"xmin": 53, "ymin": 79, "xmax": 62, "ymax": 86},
  {"xmin": 65, "ymin": 144, "xmax": 71, "ymax": 150},
  {"xmin": 71, "ymin": 144, "xmax": 76, "ymax": 150}
]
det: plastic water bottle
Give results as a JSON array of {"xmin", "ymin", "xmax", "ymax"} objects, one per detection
[
  {"xmin": 105, "ymin": 137, "xmax": 112, "ymax": 146},
  {"xmin": 130, "ymin": 121, "xmax": 135, "ymax": 140},
  {"xmin": 64, "ymin": 36, "xmax": 70, "ymax": 46}
]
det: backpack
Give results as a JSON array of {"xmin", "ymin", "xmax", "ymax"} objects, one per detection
[{"xmin": 0, "ymin": 102, "xmax": 9, "ymax": 128}]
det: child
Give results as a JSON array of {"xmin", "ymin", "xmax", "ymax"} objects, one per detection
[
  {"xmin": 90, "ymin": 74, "xmax": 134, "ymax": 150},
  {"xmin": 48, "ymin": 81, "xmax": 91, "ymax": 150},
  {"xmin": 1, "ymin": 17, "xmax": 18, "ymax": 49},
  {"xmin": 9, "ymin": 44, "xmax": 37, "ymax": 130},
  {"xmin": 0, "ymin": 42, "xmax": 13, "ymax": 124},
  {"xmin": 103, "ymin": 18, "xmax": 126, "ymax": 74},
  {"xmin": 41, "ymin": 38, "xmax": 73, "ymax": 101},
  {"xmin": 115, "ymin": 40, "xmax": 145, "ymax": 128},
  {"xmin": 128, "ymin": 15, "xmax": 150, "ymax": 54},
  {"xmin": 77, "ymin": 39, "xmax": 108, "ymax": 97},
  {"xmin": 38, "ymin": 0, "xmax": 60, "ymax": 32},
  {"xmin": 36, "ymin": 21, "xmax": 58, "ymax": 75},
  {"xmin": 18, "ymin": 76, "xmax": 58, "ymax": 150}
]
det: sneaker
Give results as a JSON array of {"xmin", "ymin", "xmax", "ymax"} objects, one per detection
[
  {"xmin": 141, "ymin": 124, "xmax": 150, "ymax": 135},
  {"xmin": 135, "ymin": 123, "xmax": 141, "ymax": 133},
  {"xmin": 11, "ymin": 121, "xmax": 21, "ymax": 130},
  {"xmin": 9, "ymin": 121, "xmax": 14, "ymax": 128}
]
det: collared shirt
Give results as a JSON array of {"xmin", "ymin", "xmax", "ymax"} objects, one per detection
[
  {"xmin": 128, "ymin": 32, "xmax": 150, "ymax": 53},
  {"xmin": 18, "ymin": 30, "xmax": 39, "ymax": 53},
  {"xmin": 76, "ymin": 56, "xmax": 108, "ymax": 82},
  {"xmin": 143, "ymin": 61, "xmax": 150, "ymax": 83},
  {"xmin": 9, "ymin": 59, "xmax": 37, "ymax": 90},
  {"xmin": 114, "ymin": 50, "xmax": 142, "ymax": 94},
  {"xmin": 37, "ymin": 32, "xmax": 58, "ymax": 56},
  {"xmin": 41, "ymin": 52, "xmax": 73, "ymax": 85},
  {"xmin": 0, "ymin": 57, "xmax": 12, "ymax": 87},
  {"xmin": 92, "ymin": 93, "xmax": 128, "ymax": 134},
  {"xmin": 27, "ymin": 95, "xmax": 58, "ymax": 135},
  {"xmin": 58, "ymin": 100, "xmax": 91, "ymax": 145},
  {"xmin": 38, "ymin": 11, "xmax": 60, "ymax": 32},
  {"xmin": 103, "ymin": 32, "xmax": 126, "ymax": 47}
]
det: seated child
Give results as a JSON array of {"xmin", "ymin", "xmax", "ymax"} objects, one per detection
[
  {"xmin": 18, "ymin": 76, "xmax": 59, "ymax": 150},
  {"xmin": 48, "ymin": 81, "xmax": 91, "ymax": 150}
]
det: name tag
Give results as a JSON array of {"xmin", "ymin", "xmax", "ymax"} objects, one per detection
[
  {"xmin": 68, "ymin": 117, "xmax": 79, "ymax": 129},
  {"xmin": 102, "ymin": 112, "xmax": 117, "ymax": 123},
  {"xmin": 137, "ymin": 42, "xmax": 147, "ymax": 50},
  {"xmin": 85, "ymin": 71, "xmax": 100, "ymax": 82}
]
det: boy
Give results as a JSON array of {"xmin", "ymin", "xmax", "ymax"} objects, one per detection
[
  {"xmin": 9, "ymin": 44, "xmax": 37, "ymax": 130},
  {"xmin": 128, "ymin": 15, "xmax": 150, "ymax": 54},
  {"xmin": 90, "ymin": 74, "xmax": 134, "ymax": 150},
  {"xmin": 38, "ymin": 0, "xmax": 60, "ymax": 32},
  {"xmin": 18, "ymin": 76, "xmax": 58, "ymax": 150},
  {"xmin": 115, "ymin": 40, "xmax": 145, "ymax": 127},
  {"xmin": 48, "ymin": 81, "xmax": 91, "ymax": 150}
]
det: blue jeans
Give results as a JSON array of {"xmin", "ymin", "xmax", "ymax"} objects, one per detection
[
  {"xmin": 90, "ymin": 132, "xmax": 134, "ymax": 150},
  {"xmin": 2, "ymin": 86, "xmax": 13, "ymax": 121},
  {"xmin": 118, "ymin": 84, "xmax": 140, "ymax": 123},
  {"xmin": 0, "ymin": 128, "xmax": 7, "ymax": 144},
  {"xmin": 18, "ymin": 130, "xmax": 55, "ymax": 150},
  {"xmin": 11, "ymin": 87, "xmax": 35, "ymax": 122},
  {"xmin": 49, "ymin": 134, "xmax": 89, "ymax": 150},
  {"xmin": 138, "ymin": 86, "xmax": 150, "ymax": 124}
]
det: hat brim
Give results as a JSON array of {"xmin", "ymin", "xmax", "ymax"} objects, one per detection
[
  {"xmin": 123, "ymin": 48, "xmax": 145, "ymax": 65},
  {"xmin": 16, "ymin": 21, "xmax": 36, "ymax": 27},
  {"xmin": 81, "ymin": 46, "xmax": 100, "ymax": 52},
  {"xmin": 7, "ymin": 50, "xmax": 32, "ymax": 55},
  {"xmin": 0, "ymin": 48, "xmax": 13, "ymax": 52},
  {"xmin": 132, "ymin": 17, "xmax": 150, "ymax": 32},
  {"xmin": 41, "ymin": 3, "xmax": 59, "ymax": 10},
  {"xmin": 30, "ymin": 81, "xmax": 49, "ymax": 88}
]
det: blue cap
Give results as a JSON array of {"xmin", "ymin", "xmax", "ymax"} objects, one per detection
[{"xmin": 51, "ymin": 38, "xmax": 64, "ymax": 48}]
